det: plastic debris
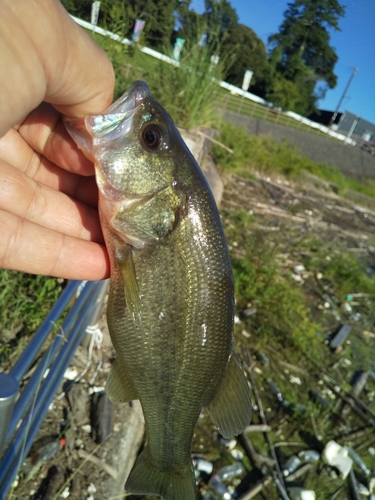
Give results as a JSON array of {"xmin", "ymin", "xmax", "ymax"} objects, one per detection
[
  {"xmin": 346, "ymin": 447, "xmax": 371, "ymax": 476},
  {"xmin": 350, "ymin": 370, "xmax": 369, "ymax": 397},
  {"xmin": 75, "ymin": 438, "xmax": 84, "ymax": 449},
  {"xmin": 230, "ymin": 449, "xmax": 244, "ymax": 460},
  {"xmin": 268, "ymin": 380, "xmax": 284, "ymax": 402},
  {"xmin": 22, "ymin": 438, "xmax": 65, "ymax": 473},
  {"xmin": 63, "ymin": 367, "xmax": 79, "ymax": 380},
  {"xmin": 292, "ymin": 273, "xmax": 303, "ymax": 282},
  {"xmin": 322, "ymin": 440, "xmax": 353, "ymax": 479},
  {"xmin": 201, "ymin": 490, "xmax": 218, "ymax": 500},
  {"xmin": 343, "ymin": 302, "xmax": 352, "ymax": 312},
  {"xmin": 87, "ymin": 483, "xmax": 97, "ymax": 494},
  {"xmin": 193, "ymin": 458, "xmax": 213, "ymax": 475},
  {"xmin": 289, "ymin": 376, "xmax": 302, "ymax": 385},
  {"xmin": 219, "ymin": 438, "xmax": 237, "ymax": 450},
  {"xmin": 308, "ymin": 388, "xmax": 330, "ymax": 408},
  {"xmin": 348, "ymin": 468, "xmax": 361, "ymax": 500},
  {"xmin": 240, "ymin": 307, "xmax": 257, "ymax": 318},
  {"xmin": 288, "ymin": 487, "xmax": 316, "ymax": 500},
  {"xmin": 294, "ymin": 265, "xmax": 305, "ymax": 275},
  {"xmin": 216, "ymin": 462, "xmax": 245, "ymax": 481},
  {"xmin": 254, "ymin": 351, "xmax": 269, "ymax": 365},
  {"xmin": 298, "ymin": 450, "xmax": 320, "ymax": 463},
  {"xmin": 283, "ymin": 455, "xmax": 301, "ymax": 477},
  {"xmin": 329, "ymin": 325, "xmax": 351, "ymax": 350},
  {"xmin": 60, "ymin": 486, "xmax": 70, "ymax": 498},
  {"xmin": 358, "ymin": 483, "xmax": 370, "ymax": 496},
  {"xmin": 209, "ymin": 476, "xmax": 232, "ymax": 499}
]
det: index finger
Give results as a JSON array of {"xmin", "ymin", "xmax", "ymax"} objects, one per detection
[{"xmin": 0, "ymin": 0, "xmax": 115, "ymax": 136}]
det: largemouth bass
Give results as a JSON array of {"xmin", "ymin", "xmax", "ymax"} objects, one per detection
[{"xmin": 65, "ymin": 81, "xmax": 252, "ymax": 500}]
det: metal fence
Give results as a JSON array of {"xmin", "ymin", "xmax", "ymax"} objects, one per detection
[{"xmin": 0, "ymin": 279, "xmax": 108, "ymax": 499}]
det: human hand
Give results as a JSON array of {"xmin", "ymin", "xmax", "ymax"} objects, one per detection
[{"xmin": 0, "ymin": 0, "xmax": 115, "ymax": 280}]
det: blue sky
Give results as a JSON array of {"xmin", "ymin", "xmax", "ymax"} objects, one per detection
[{"xmin": 190, "ymin": 0, "xmax": 375, "ymax": 124}]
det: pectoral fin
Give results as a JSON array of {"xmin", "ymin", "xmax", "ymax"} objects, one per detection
[
  {"xmin": 117, "ymin": 247, "xmax": 142, "ymax": 326},
  {"xmin": 106, "ymin": 358, "xmax": 138, "ymax": 403},
  {"xmin": 206, "ymin": 352, "xmax": 252, "ymax": 438}
]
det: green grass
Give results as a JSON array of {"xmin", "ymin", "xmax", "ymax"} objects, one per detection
[
  {"xmin": 220, "ymin": 204, "xmax": 375, "ymax": 498},
  {"xmin": 213, "ymin": 87, "xmax": 331, "ymax": 138},
  {"xmin": 222, "ymin": 210, "xmax": 320, "ymax": 353},
  {"xmin": 212, "ymin": 122, "xmax": 375, "ymax": 198},
  {"xmin": 90, "ymin": 32, "xmax": 224, "ymax": 130},
  {"xmin": 89, "ymin": 30, "xmax": 342, "ymax": 139},
  {"xmin": 0, "ymin": 271, "xmax": 64, "ymax": 355}
]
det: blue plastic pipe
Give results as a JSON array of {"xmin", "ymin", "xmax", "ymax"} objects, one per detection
[
  {"xmin": 11, "ymin": 280, "xmax": 80, "ymax": 383},
  {"xmin": 7, "ymin": 281, "xmax": 93, "ymax": 441},
  {"xmin": 0, "ymin": 280, "xmax": 104, "ymax": 498}
]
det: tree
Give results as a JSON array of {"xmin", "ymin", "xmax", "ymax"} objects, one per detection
[
  {"xmin": 60, "ymin": 0, "xmax": 91, "ymax": 20},
  {"xmin": 221, "ymin": 24, "xmax": 271, "ymax": 97},
  {"xmin": 204, "ymin": 0, "xmax": 238, "ymax": 51},
  {"xmin": 134, "ymin": 0, "xmax": 176, "ymax": 50},
  {"xmin": 174, "ymin": 2, "xmax": 206, "ymax": 51},
  {"xmin": 268, "ymin": 0, "xmax": 345, "ymax": 114}
]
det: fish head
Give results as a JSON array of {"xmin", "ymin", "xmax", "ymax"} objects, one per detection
[
  {"xmin": 64, "ymin": 80, "xmax": 179, "ymax": 200},
  {"xmin": 64, "ymin": 81, "xmax": 188, "ymax": 248}
]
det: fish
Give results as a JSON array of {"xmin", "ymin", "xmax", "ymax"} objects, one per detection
[{"xmin": 64, "ymin": 81, "xmax": 252, "ymax": 500}]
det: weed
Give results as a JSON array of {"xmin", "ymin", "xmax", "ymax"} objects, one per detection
[
  {"xmin": 0, "ymin": 271, "xmax": 64, "ymax": 349},
  {"xmin": 144, "ymin": 43, "xmax": 226, "ymax": 130},
  {"xmin": 223, "ymin": 209, "xmax": 319, "ymax": 352},
  {"xmin": 90, "ymin": 31, "xmax": 224, "ymax": 130},
  {"xmin": 212, "ymin": 122, "xmax": 375, "ymax": 199}
]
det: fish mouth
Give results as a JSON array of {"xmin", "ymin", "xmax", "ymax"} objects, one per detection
[{"xmin": 64, "ymin": 81, "xmax": 152, "ymax": 153}]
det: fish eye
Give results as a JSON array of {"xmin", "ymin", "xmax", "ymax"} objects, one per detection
[{"xmin": 141, "ymin": 124, "xmax": 162, "ymax": 150}]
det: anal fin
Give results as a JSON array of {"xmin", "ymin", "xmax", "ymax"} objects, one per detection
[
  {"xmin": 206, "ymin": 352, "xmax": 252, "ymax": 438},
  {"xmin": 106, "ymin": 358, "xmax": 138, "ymax": 403}
]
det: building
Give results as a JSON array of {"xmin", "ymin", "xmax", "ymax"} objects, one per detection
[
  {"xmin": 336, "ymin": 111, "xmax": 375, "ymax": 143},
  {"xmin": 309, "ymin": 109, "xmax": 375, "ymax": 153}
]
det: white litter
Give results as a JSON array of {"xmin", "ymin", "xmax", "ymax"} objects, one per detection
[
  {"xmin": 322, "ymin": 441, "xmax": 353, "ymax": 479},
  {"xmin": 288, "ymin": 487, "xmax": 316, "ymax": 500},
  {"xmin": 290, "ymin": 376, "xmax": 302, "ymax": 385},
  {"xmin": 63, "ymin": 367, "xmax": 78, "ymax": 380}
]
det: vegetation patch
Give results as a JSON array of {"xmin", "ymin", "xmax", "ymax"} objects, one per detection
[
  {"xmin": 0, "ymin": 271, "xmax": 64, "ymax": 361},
  {"xmin": 213, "ymin": 122, "xmax": 375, "ymax": 198}
]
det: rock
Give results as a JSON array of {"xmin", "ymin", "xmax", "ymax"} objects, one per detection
[
  {"xmin": 201, "ymin": 155, "xmax": 224, "ymax": 206},
  {"xmin": 66, "ymin": 383, "xmax": 88, "ymax": 426},
  {"xmin": 179, "ymin": 128, "xmax": 224, "ymax": 206}
]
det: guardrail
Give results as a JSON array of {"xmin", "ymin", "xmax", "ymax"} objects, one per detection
[
  {"xmin": 0, "ymin": 279, "xmax": 108, "ymax": 499},
  {"xmin": 71, "ymin": 15, "xmax": 357, "ymax": 146}
]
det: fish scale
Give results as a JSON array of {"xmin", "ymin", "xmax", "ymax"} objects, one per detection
[{"xmin": 64, "ymin": 80, "xmax": 252, "ymax": 500}]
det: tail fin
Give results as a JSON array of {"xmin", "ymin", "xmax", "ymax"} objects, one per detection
[{"xmin": 125, "ymin": 448, "xmax": 197, "ymax": 500}]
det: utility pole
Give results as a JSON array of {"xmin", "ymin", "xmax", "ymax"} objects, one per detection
[{"xmin": 329, "ymin": 66, "xmax": 358, "ymax": 128}]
